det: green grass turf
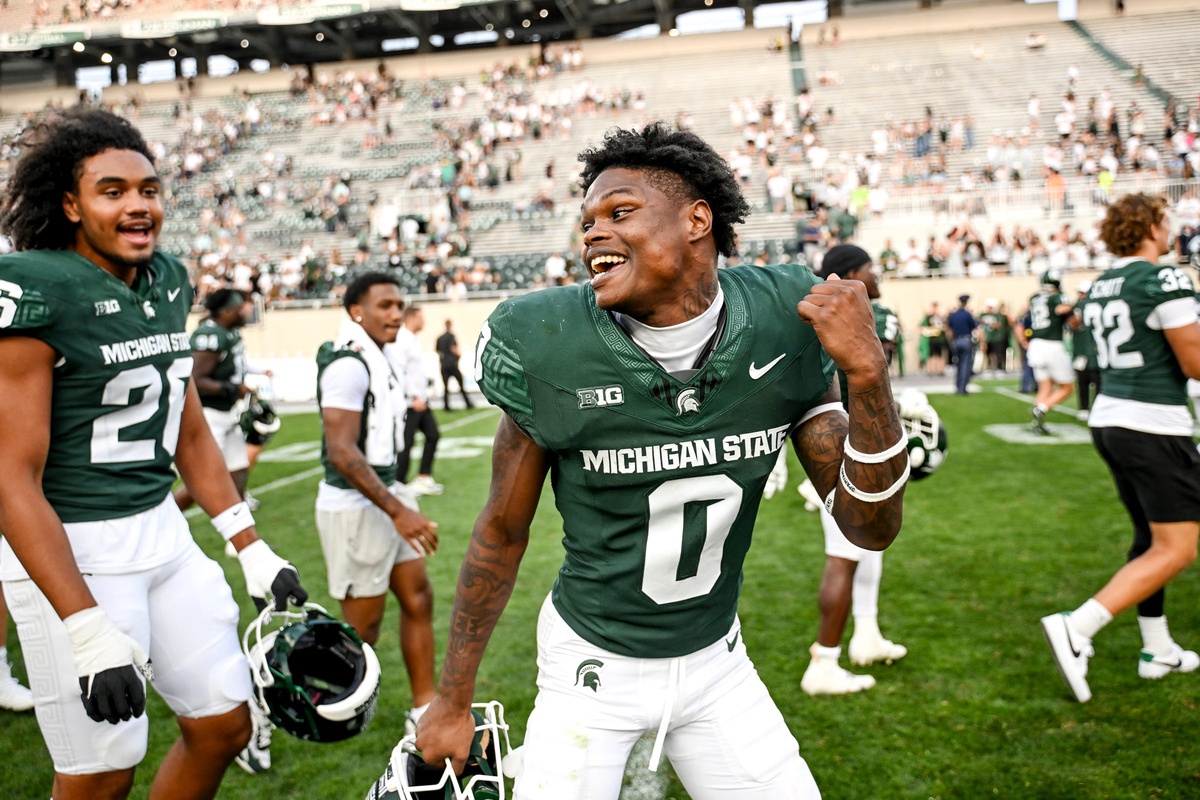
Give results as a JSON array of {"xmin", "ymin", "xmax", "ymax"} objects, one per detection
[{"xmin": 3, "ymin": 384, "xmax": 1199, "ymax": 798}]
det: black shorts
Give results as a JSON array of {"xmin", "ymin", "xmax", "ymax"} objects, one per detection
[
  {"xmin": 1091, "ymin": 426, "xmax": 1200, "ymax": 523},
  {"xmin": 929, "ymin": 339, "xmax": 948, "ymax": 358}
]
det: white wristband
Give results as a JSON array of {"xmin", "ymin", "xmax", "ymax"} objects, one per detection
[
  {"xmin": 843, "ymin": 435, "xmax": 908, "ymax": 464},
  {"xmin": 839, "ymin": 456, "xmax": 910, "ymax": 503},
  {"xmin": 212, "ymin": 502, "xmax": 255, "ymax": 541}
]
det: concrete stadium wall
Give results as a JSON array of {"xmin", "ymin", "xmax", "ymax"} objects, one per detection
[{"xmin": 229, "ymin": 268, "xmax": 1102, "ymax": 401}]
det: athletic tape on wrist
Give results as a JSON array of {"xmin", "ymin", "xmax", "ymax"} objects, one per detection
[
  {"xmin": 838, "ymin": 456, "xmax": 910, "ymax": 503},
  {"xmin": 843, "ymin": 435, "xmax": 907, "ymax": 464},
  {"xmin": 212, "ymin": 501, "xmax": 255, "ymax": 541}
]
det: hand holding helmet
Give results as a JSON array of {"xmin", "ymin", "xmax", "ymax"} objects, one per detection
[{"xmin": 237, "ymin": 539, "xmax": 309, "ymax": 611}]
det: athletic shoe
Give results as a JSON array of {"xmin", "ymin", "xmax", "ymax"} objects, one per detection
[
  {"xmin": 1076, "ymin": 410, "xmax": 1089, "ymax": 422},
  {"xmin": 1040, "ymin": 612, "xmax": 1094, "ymax": 703},
  {"xmin": 1138, "ymin": 644, "xmax": 1200, "ymax": 680},
  {"xmin": 801, "ymin": 650, "xmax": 876, "ymax": 696},
  {"xmin": 234, "ymin": 702, "xmax": 273, "ymax": 775},
  {"xmin": 849, "ymin": 634, "xmax": 908, "ymax": 666},
  {"xmin": 797, "ymin": 478, "xmax": 822, "ymax": 513},
  {"xmin": 0, "ymin": 662, "xmax": 34, "ymax": 712},
  {"xmin": 410, "ymin": 476, "xmax": 444, "ymax": 496},
  {"xmin": 1030, "ymin": 407, "xmax": 1050, "ymax": 436},
  {"xmin": 244, "ymin": 492, "xmax": 261, "ymax": 511}
]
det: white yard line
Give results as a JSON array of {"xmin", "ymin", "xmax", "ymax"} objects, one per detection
[{"xmin": 991, "ymin": 385, "xmax": 1082, "ymax": 419}]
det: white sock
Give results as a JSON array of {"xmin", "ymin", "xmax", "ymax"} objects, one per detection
[
  {"xmin": 851, "ymin": 550, "xmax": 883, "ymax": 618},
  {"xmin": 853, "ymin": 615, "xmax": 882, "ymax": 641},
  {"xmin": 1137, "ymin": 615, "xmax": 1173, "ymax": 657},
  {"xmin": 0, "ymin": 646, "xmax": 7, "ymax": 662},
  {"xmin": 1070, "ymin": 598, "xmax": 1113, "ymax": 639},
  {"xmin": 409, "ymin": 702, "xmax": 430, "ymax": 723},
  {"xmin": 813, "ymin": 644, "xmax": 841, "ymax": 661}
]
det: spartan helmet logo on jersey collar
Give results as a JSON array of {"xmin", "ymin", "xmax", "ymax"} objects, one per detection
[
  {"xmin": 675, "ymin": 388, "xmax": 700, "ymax": 416},
  {"xmin": 142, "ymin": 300, "xmax": 156, "ymax": 319}
]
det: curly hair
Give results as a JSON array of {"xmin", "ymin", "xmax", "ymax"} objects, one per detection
[
  {"xmin": 0, "ymin": 108, "xmax": 154, "ymax": 251},
  {"xmin": 577, "ymin": 122, "xmax": 750, "ymax": 258},
  {"xmin": 1099, "ymin": 193, "xmax": 1166, "ymax": 257}
]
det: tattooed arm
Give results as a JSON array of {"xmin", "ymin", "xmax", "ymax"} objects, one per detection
[
  {"xmin": 795, "ymin": 277, "xmax": 906, "ymax": 551},
  {"xmin": 416, "ymin": 413, "xmax": 549, "ymax": 771}
]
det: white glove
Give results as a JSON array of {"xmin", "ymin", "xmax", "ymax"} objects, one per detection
[
  {"xmin": 237, "ymin": 539, "xmax": 308, "ymax": 611},
  {"xmin": 64, "ymin": 607, "xmax": 151, "ymax": 724},
  {"xmin": 763, "ymin": 450, "xmax": 788, "ymax": 500}
]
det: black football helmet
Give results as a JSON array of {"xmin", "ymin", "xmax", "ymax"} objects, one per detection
[
  {"xmin": 897, "ymin": 389, "xmax": 948, "ymax": 480},
  {"xmin": 242, "ymin": 604, "xmax": 380, "ymax": 743},
  {"xmin": 365, "ymin": 701, "xmax": 515, "ymax": 800},
  {"xmin": 240, "ymin": 393, "xmax": 281, "ymax": 446}
]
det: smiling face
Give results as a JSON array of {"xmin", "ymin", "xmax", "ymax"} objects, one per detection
[
  {"xmin": 62, "ymin": 148, "xmax": 163, "ymax": 281},
  {"xmin": 580, "ymin": 167, "xmax": 714, "ymax": 327},
  {"xmin": 352, "ymin": 282, "xmax": 405, "ymax": 348}
]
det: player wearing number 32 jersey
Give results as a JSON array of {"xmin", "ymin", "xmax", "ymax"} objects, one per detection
[
  {"xmin": 415, "ymin": 123, "xmax": 907, "ymax": 800},
  {"xmin": 1041, "ymin": 193, "xmax": 1200, "ymax": 705},
  {"xmin": 0, "ymin": 109, "xmax": 306, "ymax": 800}
]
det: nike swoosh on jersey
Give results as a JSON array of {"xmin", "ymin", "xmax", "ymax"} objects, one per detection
[
  {"xmin": 167, "ymin": 288, "xmax": 181, "ymax": 302},
  {"xmin": 726, "ymin": 629, "xmax": 740, "ymax": 651},
  {"xmin": 748, "ymin": 353, "xmax": 786, "ymax": 380}
]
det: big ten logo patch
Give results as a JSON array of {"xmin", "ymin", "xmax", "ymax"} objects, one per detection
[{"xmin": 577, "ymin": 385, "xmax": 625, "ymax": 410}]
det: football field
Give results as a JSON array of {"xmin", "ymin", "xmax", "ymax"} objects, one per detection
[{"xmin": 3, "ymin": 382, "xmax": 1198, "ymax": 799}]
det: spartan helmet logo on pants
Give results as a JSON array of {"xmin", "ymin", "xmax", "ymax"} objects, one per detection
[{"xmin": 575, "ymin": 659, "xmax": 604, "ymax": 692}]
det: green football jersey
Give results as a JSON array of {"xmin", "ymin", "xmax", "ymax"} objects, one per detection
[
  {"xmin": 1070, "ymin": 297, "xmax": 1096, "ymax": 366},
  {"xmin": 191, "ymin": 318, "xmax": 246, "ymax": 411},
  {"xmin": 1082, "ymin": 260, "xmax": 1196, "ymax": 405},
  {"xmin": 1028, "ymin": 290, "xmax": 1071, "ymax": 341},
  {"xmin": 315, "ymin": 343, "xmax": 398, "ymax": 490},
  {"xmin": 873, "ymin": 301, "xmax": 899, "ymax": 345},
  {"xmin": 979, "ymin": 312, "xmax": 1009, "ymax": 345},
  {"xmin": 0, "ymin": 250, "xmax": 194, "ymax": 522},
  {"xmin": 476, "ymin": 265, "xmax": 836, "ymax": 658}
]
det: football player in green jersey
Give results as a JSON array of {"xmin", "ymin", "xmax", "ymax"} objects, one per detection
[
  {"xmin": 799, "ymin": 245, "xmax": 908, "ymax": 696},
  {"xmin": 0, "ymin": 109, "xmax": 307, "ymax": 800},
  {"xmin": 173, "ymin": 288, "xmax": 251, "ymax": 511},
  {"xmin": 1041, "ymin": 193, "xmax": 1200, "ymax": 703},
  {"xmin": 1025, "ymin": 270, "xmax": 1076, "ymax": 434},
  {"xmin": 416, "ymin": 123, "xmax": 907, "ymax": 798},
  {"xmin": 1071, "ymin": 280, "xmax": 1101, "ymax": 421}
]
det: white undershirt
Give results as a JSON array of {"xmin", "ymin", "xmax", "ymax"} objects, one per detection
[{"xmin": 615, "ymin": 288, "xmax": 725, "ymax": 374}]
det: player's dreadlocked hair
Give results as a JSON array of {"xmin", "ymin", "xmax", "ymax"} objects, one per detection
[
  {"xmin": 0, "ymin": 108, "xmax": 155, "ymax": 252},
  {"xmin": 1099, "ymin": 193, "xmax": 1166, "ymax": 257},
  {"xmin": 577, "ymin": 122, "xmax": 750, "ymax": 258}
]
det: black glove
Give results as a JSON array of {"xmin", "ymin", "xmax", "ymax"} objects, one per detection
[
  {"xmin": 64, "ymin": 607, "xmax": 151, "ymax": 726},
  {"xmin": 79, "ymin": 667, "xmax": 147, "ymax": 725},
  {"xmin": 238, "ymin": 540, "xmax": 308, "ymax": 611},
  {"xmin": 270, "ymin": 565, "xmax": 308, "ymax": 612}
]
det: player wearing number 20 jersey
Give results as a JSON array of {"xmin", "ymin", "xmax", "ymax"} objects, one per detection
[
  {"xmin": 0, "ymin": 249, "xmax": 193, "ymax": 523},
  {"xmin": 478, "ymin": 264, "xmax": 835, "ymax": 657}
]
